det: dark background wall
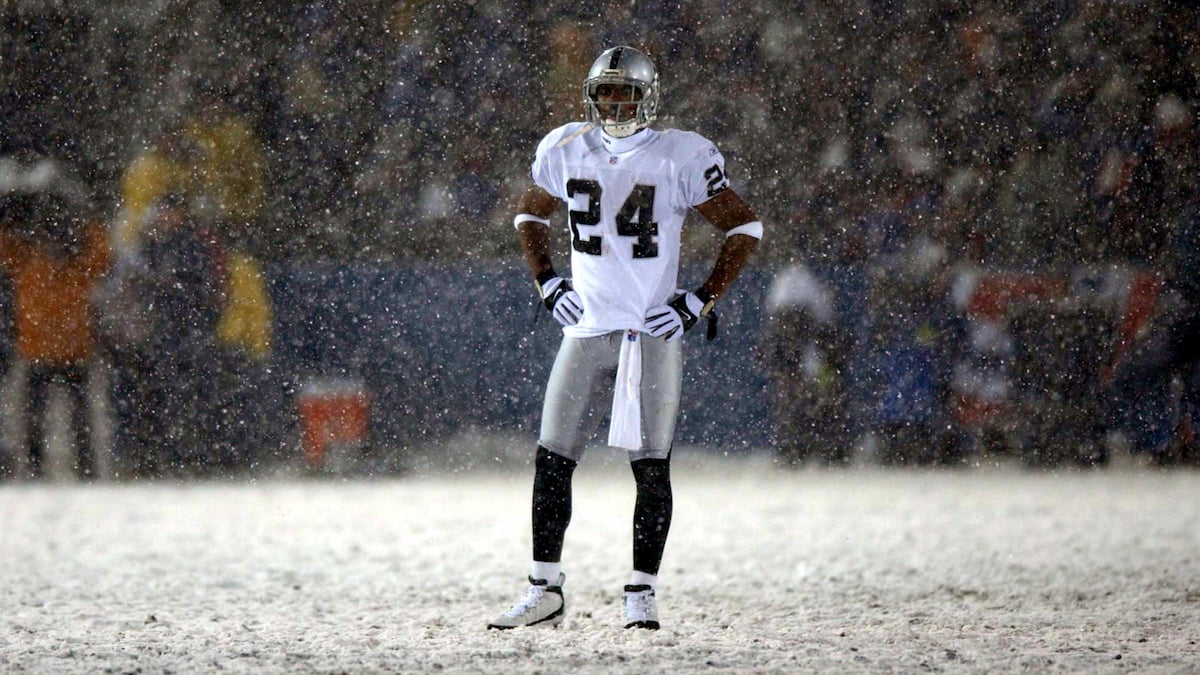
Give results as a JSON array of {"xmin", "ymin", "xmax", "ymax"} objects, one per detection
[{"xmin": 268, "ymin": 262, "xmax": 775, "ymax": 453}]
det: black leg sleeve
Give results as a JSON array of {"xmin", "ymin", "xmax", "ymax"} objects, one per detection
[
  {"xmin": 631, "ymin": 456, "xmax": 673, "ymax": 576},
  {"xmin": 532, "ymin": 446, "xmax": 578, "ymax": 563}
]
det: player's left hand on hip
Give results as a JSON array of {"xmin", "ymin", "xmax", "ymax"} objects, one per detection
[{"xmin": 644, "ymin": 290, "xmax": 707, "ymax": 342}]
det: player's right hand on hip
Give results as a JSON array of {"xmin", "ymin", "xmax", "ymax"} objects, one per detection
[{"xmin": 540, "ymin": 276, "xmax": 583, "ymax": 326}]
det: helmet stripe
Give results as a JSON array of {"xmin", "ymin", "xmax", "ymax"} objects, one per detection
[{"xmin": 608, "ymin": 47, "xmax": 624, "ymax": 70}]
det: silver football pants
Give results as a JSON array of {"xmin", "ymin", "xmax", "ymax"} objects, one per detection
[{"xmin": 539, "ymin": 331, "xmax": 682, "ymax": 462}]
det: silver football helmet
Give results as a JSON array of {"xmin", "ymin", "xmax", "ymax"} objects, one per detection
[{"xmin": 582, "ymin": 46, "xmax": 659, "ymax": 138}]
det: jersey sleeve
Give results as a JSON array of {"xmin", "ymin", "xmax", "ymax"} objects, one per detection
[
  {"xmin": 530, "ymin": 126, "xmax": 572, "ymax": 201},
  {"xmin": 678, "ymin": 135, "xmax": 730, "ymax": 208}
]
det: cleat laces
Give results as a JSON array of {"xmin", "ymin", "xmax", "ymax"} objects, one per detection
[
  {"xmin": 625, "ymin": 592, "xmax": 651, "ymax": 619},
  {"xmin": 504, "ymin": 584, "xmax": 547, "ymax": 618},
  {"xmin": 623, "ymin": 584, "xmax": 658, "ymax": 628}
]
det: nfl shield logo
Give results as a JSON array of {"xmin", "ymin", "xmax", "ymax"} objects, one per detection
[
  {"xmin": 609, "ymin": 156, "xmax": 618, "ymax": 165},
  {"xmin": 626, "ymin": 330, "xmax": 638, "ymax": 342}
]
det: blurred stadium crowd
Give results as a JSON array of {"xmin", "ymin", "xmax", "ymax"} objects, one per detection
[{"xmin": 0, "ymin": 0, "xmax": 1197, "ymax": 477}]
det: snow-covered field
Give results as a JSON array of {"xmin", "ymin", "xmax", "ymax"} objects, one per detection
[{"xmin": 2, "ymin": 447, "xmax": 1199, "ymax": 674}]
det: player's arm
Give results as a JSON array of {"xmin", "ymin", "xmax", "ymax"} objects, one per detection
[
  {"xmin": 515, "ymin": 184, "xmax": 583, "ymax": 326},
  {"xmin": 515, "ymin": 185, "xmax": 559, "ymax": 282},
  {"xmin": 644, "ymin": 188, "xmax": 762, "ymax": 341},
  {"xmin": 693, "ymin": 188, "xmax": 761, "ymax": 302}
]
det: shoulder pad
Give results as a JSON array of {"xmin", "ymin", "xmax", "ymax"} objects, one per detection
[{"xmin": 658, "ymin": 129, "xmax": 719, "ymax": 158}]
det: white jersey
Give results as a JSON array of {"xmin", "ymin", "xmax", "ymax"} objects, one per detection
[{"xmin": 531, "ymin": 122, "xmax": 731, "ymax": 338}]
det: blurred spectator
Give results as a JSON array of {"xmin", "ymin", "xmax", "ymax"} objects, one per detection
[
  {"xmin": 215, "ymin": 247, "xmax": 272, "ymax": 373},
  {"xmin": 1009, "ymin": 293, "xmax": 1111, "ymax": 467},
  {"xmin": 1082, "ymin": 68, "xmax": 1141, "ymax": 261},
  {"xmin": 212, "ymin": 241, "xmax": 276, "ymax": 471},
  {"xmin": 856, "ymin": 174, "xmax": 964, "ymax": 465},
  {"xmin": 0, "ymin": 156, "xmax": 110, "ymax": 480},
  {"xmin": 452, "ymin": 136, "xmax": 501, "ymax": 224},
  {"xmin": 272, "ymin": 1, "xmax": 366, "ymax": 235},
  {"xmin": 115, "ymin": 87, "xmax": 264, "ymax": 255},
  {"xmin": 105, "ymin": 192, "xmax": 226, "ymax": 477},
  {"xmin": 103, "ymin": 126, "xmax": 195, "ymax": 477},
  {"xmin": 544, "ymin": 21, "xmax": 595, "ymax": 127},
  {"xmin": 183, "ymin": 81, "xmax": 266, "ymax": 238},
  {"xmin": 352, "ymin": 120, "xmax": 423, "ymax": 249},
  {"xmin": 760, "ymin": 262, "xmax": 851, "ymax": 467},
  {"xmin": 145, "ymin": 191, "xmax": 227, "ymax": 474},
  {"xmin": 92, "ymin": 245, "xmax": 155, "ymax": 478},
  {"xmin": 351, "ymin": 4, "xmax": 439, "ymax": 254},
  {"xmin": 113, "ymin": 125, "xmax": 197, "ymax": 263},
  {"xmin": 988, "ymin": 130, "xmax": 1088, "ymax": 269},
  {"xmin": 0, "ymin": 9, "xmax": 96, "ymax": 183},
  {"xmin": 1107, "ymin": 108, "xmax": 1199, "ymax": 466},
  {"xmin": 379, "ymin": 2, "xmax": 438, "ymax": 132}
]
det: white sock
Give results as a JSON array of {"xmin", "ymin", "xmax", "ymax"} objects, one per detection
[
  {"xmin": 531, "ymin": 561, "xmax": 561, "ymax": 584},
  {"xmin": 629, "ymin": 571, "xmax": 657, "ymax": 589}
]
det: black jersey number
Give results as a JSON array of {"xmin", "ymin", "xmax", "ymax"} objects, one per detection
[
  {"xmin": 615, "ymin": 184, "xmax": 659, "ymax": 259},
  {"xmin": 566, "ymin": 179, "xmax": 602, "ymax": 255},
  {"xmin": 566, "ymin": 180, "xmax": 659, "ymax": 259},
  {"xmin": 704, "ymin": 164, "xmax": 728, "ymax": 198}
]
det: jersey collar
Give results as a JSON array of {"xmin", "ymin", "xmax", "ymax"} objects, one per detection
[{"xmin": 600, "ymin": 128, "xmax": 656, "ymax": 155}]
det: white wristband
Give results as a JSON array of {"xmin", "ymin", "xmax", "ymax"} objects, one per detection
[
  {"xmin": 725, "ymin": 221, "xmax": 764, "ymax": 240},
  {"xmin": 514, "ymin": 213, "xmax": 551, "ymax": 230}
]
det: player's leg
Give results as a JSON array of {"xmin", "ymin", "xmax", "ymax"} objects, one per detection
[
  {"xmin": 486, "ymin": 447, "xmax": 577, "ymax": 630},
  {"xmin": 625, "ymin": 455, "xmax": 670, "ymax": 629},
  {"xmin": 532, "ymin": 334, "xmax": 617, "ymax": 575},
  {"xmin": 631, "ymin": 456, "xmax": 672, "ymax": 577},
  {"xmin": 531, "ymin": 446, "xmax": 576, "ymax": 577},
  {"xmin": 623, "ymin": 335, "xmax": 682, "ymax": 629},
  {"xmin": 489, "ymin": 334, "xmax": 619, "ymax": 629}
]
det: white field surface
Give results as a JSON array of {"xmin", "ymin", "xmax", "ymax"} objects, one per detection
[{"xmin": 2, "ymin": 445, "xmax": 1199, "ymax": 674}]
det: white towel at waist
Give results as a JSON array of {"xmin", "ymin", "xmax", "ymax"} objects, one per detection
[{"xmin": 608, "ymin": 330, "xmax": 643, "ymax": 450}]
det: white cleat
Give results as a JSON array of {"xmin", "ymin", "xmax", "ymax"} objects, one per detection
[
  {"xmin": 487, "ymin": 574, "xmax": 566, "ymax": 629},
  {"xmin": 623, "ymin": 584, "xmax": 660, "ymax": 630}
]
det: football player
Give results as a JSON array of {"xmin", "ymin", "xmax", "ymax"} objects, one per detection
[{"xmin": 488, "ymin": 46, "xmax": 762, "ymax": 630}]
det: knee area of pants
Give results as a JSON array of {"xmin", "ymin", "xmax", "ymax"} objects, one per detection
[
  {"xmin": 631, "ymin": 458, "xmax": 671, "ymax": 492},
  {"xmin": 535, "ymin": 446, "xmax": 578, "ymax": 475}
]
